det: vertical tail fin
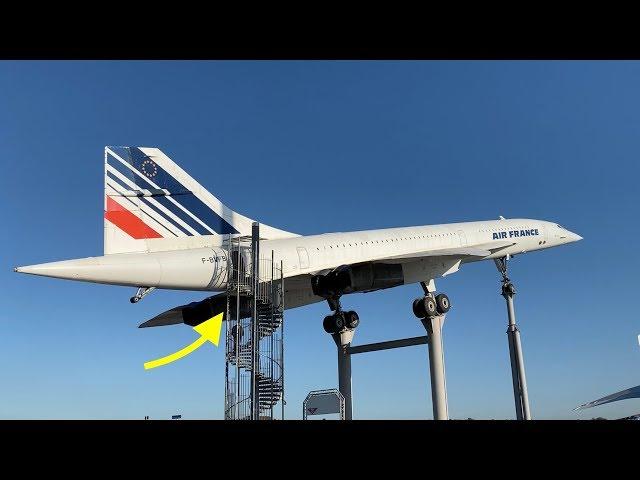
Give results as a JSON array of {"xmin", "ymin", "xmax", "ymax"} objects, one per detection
[{"xmin": 103, "ymin": 146, "xmax": 296, "ymax": 254}]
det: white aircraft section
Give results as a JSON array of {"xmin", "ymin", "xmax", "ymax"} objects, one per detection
[
  {"xmin": 16, "ymin": 146, "xmax": 582, "ymax": 315},
  {"xmin": 103, "ymin": 146, "xmax": 297, "ymax": 255}
]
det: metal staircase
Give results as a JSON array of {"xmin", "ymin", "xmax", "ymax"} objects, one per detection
[{"xmin": 224, "ymin": 224, "xmax": 285, "ymax": 420}]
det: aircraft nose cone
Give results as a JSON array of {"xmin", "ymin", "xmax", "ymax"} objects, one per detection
[{"xmin": 569, "ymin": 231, "xmax": 583, "ymax": 242}]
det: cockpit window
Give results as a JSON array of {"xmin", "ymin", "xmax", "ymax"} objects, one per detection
[{"xmin": 556, "ymin": 224, "xmax": 564, "ymax": 229}]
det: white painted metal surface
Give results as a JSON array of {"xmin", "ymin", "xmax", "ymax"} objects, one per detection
[{"xmin": 16, "ymin": 146, "xmax": 583, "ymax": 305}]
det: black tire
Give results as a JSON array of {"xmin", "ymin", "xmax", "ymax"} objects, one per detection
[
  {"xmin": 344, "ymin": 310, "xmax": 360, "ymax": 329},
  {"xmin": 413, "ymin": 296, "xmax": 437, "ymax": 318},
  {"xmin": 423, "ymin": 295, "xmax": 438, "ymax": 317},
  {"xmin": 413, "ymin": 298, "xmax": 426, "ymax": 318},
  {"xmin": 323, "ymin": 315, "xmax": 336, "ymax": 333},
  {"xmin": 333, "ymin": 313, "xmax": 345, "ymax": 331},
  {"xmin": 435, "ymin": 293, "xmax": 451, "ymax": 314}
]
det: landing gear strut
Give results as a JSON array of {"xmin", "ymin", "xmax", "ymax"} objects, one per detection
[
  {"xmin": 130, "ymin": 286, "xmax": 156, "ymax": 303},
  {"xmin": 412, "ymin": 282, "xmax": 450, "ymax": 319},
  {"xmin": 322, "ymin": 296, "xmax": 359, "ymax": 334},
  {"xmin": 495, "ymin": 256, "xmax": 531, "ymax": 420},
  {"xmin": 322, "ymin": 295, "xmax": 358, "ymax": 420}
]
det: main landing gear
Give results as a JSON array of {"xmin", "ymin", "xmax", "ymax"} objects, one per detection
[
  {"xmin": 412, "ymin": 281, "xmax": 451, "ymax": 420},
  {"xmin": 412, "ymin": 284, "xmax": 451, "ymax": 319},
  {"xmin": 321, "ymin": 295, "xmax": 358, "ymax": 420},
  {"xmin": 321, "ymin": 283, "xmax": 452, "ymax": 420},
  {"xmin": 322, "ymin": 296, "xmax": 360, "ymax": 334}
]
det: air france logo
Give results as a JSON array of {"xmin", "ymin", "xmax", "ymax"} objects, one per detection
[{"xmin": 493, "ymin": 229, "xmax": 539, "ymax": 240}]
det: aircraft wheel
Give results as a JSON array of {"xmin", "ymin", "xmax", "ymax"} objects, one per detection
[
  {"xmin": 413, "ymin": 296, "xmax": 438, "ymax": 318},
  {"xmin": 323, "ymin": 313, "xmax": 345, "ymax": 334},
  {"xmin": 423, "ymin": 295, "xmax": 438, "ymax": 317},
  {"xmin": 323, "ymin": 315, "xmax": 336, "ymax": 333},
  {"xmin": 413, "ymin": 298, "xmax": 426, "ymax": 318},
  {"xmin": 344, "ymin": 310, "xmax": 360, "ymax": 329},
  {"xmin": 435, "ymin": 293, "xmax": 451, "ymax": 314}
]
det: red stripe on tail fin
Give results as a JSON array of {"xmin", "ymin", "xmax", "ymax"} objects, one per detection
[{"xmin": 104, "ymin": 196, "xmax": 163, "ymax": 239}]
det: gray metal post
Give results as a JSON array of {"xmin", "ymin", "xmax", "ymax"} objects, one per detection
[
  {"xmin": 421, "ymin": 315, "xmax": 449, "ymax": 420},
  {"xmin": 502, "ymin": 282, "xmax": 531, "ymax": 420},
  {"xmin": 280, "ymin": 260, "xmax": 285, "ymax": 421},
  {"xmin": 506, "ymin": 321, "xmax": 523, "ymax": 420},
  {"xmin": 331, "ymin": 329, "xmax": 355, "ymax": 420},
  {"xmin": 250, "ymin": 222, "xmax": 260, "ymax": 420}
]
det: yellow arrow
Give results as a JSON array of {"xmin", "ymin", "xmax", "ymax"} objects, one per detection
[{"xmin": 144, "ymin": 312, "xmax": 224, "ymax": 370}]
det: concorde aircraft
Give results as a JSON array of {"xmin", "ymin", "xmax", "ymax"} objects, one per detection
[{"xmin": 14, "ymin": 147, "xmax": 582, "ymax": 332}]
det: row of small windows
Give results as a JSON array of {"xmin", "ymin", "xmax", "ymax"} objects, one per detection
[
  {"xmin": 314, "ymin": 233, "xmax": 457, "ymax": 250},
  {"xmin": 311, "ymin": 227, "xmax": 535, "ymax": 251},
  {"xmin": 479, "ymin": 226, "xmax": 530, "ymax": 233}
]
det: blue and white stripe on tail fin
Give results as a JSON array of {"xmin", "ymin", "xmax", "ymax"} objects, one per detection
[{"xmin": 104, "ymin": 146, "xmax": 297, "ymax": 254}]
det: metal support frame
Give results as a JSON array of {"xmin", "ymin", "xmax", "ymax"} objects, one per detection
[
  {"xmin": 495, "ymin": 256, "xmax": 531, "ymax": 420},
  {"xmin": 421, "ymin": 314, "xmax": 449, "ymax": 420},
  {"xmin": 348, "ymin": 336, "xmax": 428, "ymax": 355},
  {"xmin": 331, "ymin": 329, "xmax": 355, "ymax": 420},
  {"xmin": 417, "ymin": 280, "xmax": 450, "ymax": 420},
  {"xmin": 224, "ymin": 225, "xmax": 285, "ymax": 421},
  {"xmin": 250, "ymin": 222, "xmax": 260, "ymax": 420},
  {"xmin": 326, "ymin": 310, "xmax": 450, "ymax": 420}
]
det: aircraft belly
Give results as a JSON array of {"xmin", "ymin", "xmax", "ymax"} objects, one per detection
[
  {"xmin": 281, "ymin": 274, "xmax": 325, "ymax": 310},
  {"xmin": 401, "ymin": 257, "xmax": 461, "ymax": 285}
]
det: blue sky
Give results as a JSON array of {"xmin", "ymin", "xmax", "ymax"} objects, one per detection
[{"xmin": 1, "ymin": 61, "xmax": 639, "ymax": 419}]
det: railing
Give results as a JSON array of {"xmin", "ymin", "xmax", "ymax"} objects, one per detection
[
  {"xmin": 224, "ymin": 235, "xmax": 285, "ymax": 420},
  {"xmin": 227, "ymin": 251, "xmax": 283, "ymax": 303}
]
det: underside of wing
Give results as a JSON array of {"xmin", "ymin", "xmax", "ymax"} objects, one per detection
[
  {"xmin": 574, "ymin": 385, "xmax": 640, "ymax": 411},
  {"xmin": 373, "ymin": 240, "xmax": 515, "ymax": 264}
]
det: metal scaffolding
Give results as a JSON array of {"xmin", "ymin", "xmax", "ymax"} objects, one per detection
[{"xmin": 224, "ymin": 223, "xmax": 285, "ymax": 420}]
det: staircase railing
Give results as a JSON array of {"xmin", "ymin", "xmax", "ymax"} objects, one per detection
[{"xmin": 224, "ymin": 234, "xmax": 285, "ymax": 420}]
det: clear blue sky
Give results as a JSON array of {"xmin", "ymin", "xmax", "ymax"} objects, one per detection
[{"xmin": 1, "ymin": 61, "xmax": 638, "ymax": 419}]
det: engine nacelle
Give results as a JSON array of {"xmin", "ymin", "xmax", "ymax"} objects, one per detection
[{"xmin": 311, "ymin": 263, "xmax": 404, "ymax": 298}]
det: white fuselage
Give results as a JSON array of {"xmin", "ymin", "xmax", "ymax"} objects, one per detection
[
  {"xmin": 15, "ymin": 218, "xmax": 581, "ymax": 312},
  {"xmin": 263, "ymin": 218, "xmax": 580, "ymax": 309},
  {"xmin": 266, "ymin": 218, "xmax": 561, "ymax": 278}
]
